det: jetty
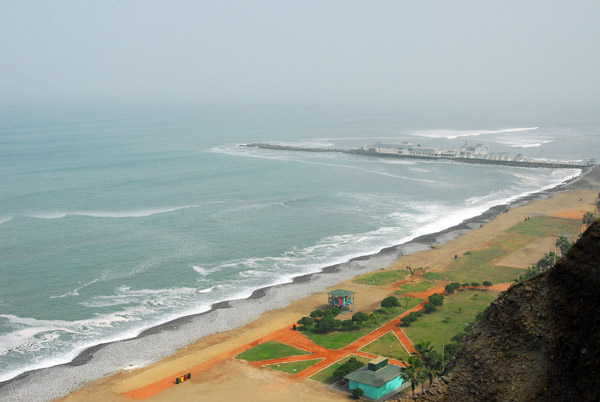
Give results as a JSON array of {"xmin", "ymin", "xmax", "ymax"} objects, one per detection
[{"xmin": 242, "ymin": 143, "xmax": 593, "ymax": 169}]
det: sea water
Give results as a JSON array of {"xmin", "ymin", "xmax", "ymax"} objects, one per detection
[{"xmin": 0, "ymin": 102, "xmax": 597, "ymax": 398}]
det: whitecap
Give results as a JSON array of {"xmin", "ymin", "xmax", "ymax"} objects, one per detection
[
  {"xmin": 24, "ymin": 205, "xmax": 200, "ymax": 221},
  {"xmin": 409, "ymin": 127, "xmax": 539, "ymax": 139}
]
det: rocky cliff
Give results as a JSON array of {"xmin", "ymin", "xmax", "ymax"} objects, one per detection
[{"xmin": 398, "ymin": 221, "xmax": 600, "ymax": 402}]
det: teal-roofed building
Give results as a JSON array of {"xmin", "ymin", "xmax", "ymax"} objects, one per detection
[
  {"xmin": 344, "ymin": 357, "xmax": 403, "ymax": 400},
  {"xmin": 327, "ymin": 289, "xmax": 355, "ymax": 312}
]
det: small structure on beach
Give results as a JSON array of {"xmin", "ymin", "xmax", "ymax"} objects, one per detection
[
  {"xmin": 327, "ymin": 289, "xmax": 355, "ymax": 312},
  {"xmin": 344, "ymin": 357, "xmax": 403, "ymax": 400}
]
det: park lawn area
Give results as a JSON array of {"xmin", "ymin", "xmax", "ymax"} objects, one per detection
[
  {"xmin": 507, "ymin": 216, "xmax": 580, "ymax": 239},
  {"xmin": 310, "ymin": 354, "xmax": 371, "ymax": 384},
  {"xmin": 446, "ymin": 243, "xmax": 525, "ymax": 284},
  {"xmin": 422, "ymin": 216, "xmax": 580, "ymax": 285},
  {"xmin": 303, "ymin": 301, "xmax": 423, "ymax": 349},
  {"xmin": 395, "ymin": 281, "xmax": 433, "ymax": 295},
  {"xmin": 236, "ymin": 340, "xmax": 311, "ymax": 362},
  {"xmin": 267, "ymin": 358, "xmax": 323, "ymax": 374},
  {"xmin": 354, "ymin": 269, "xmax": 407, "ymax": 286},
  {"xmin": 360, "ymin": 331, "xmax": 411, "ymax": 362},
  {"xmin": 402, "ymin": 290, "xmax": 498, "ymax": 355}
]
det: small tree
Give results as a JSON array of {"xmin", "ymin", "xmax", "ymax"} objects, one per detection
[
  {"xmin": 381, "ymin": 296, "xmax": 401, "ymax": 308},
  {"xmin": 310, "ymin": 309, "xmax": 324, "ymax": 318},
  {"xmin": 406, "ymin": 266, "xmax": 422, "ymax": 282},
  {"xmin": 556, "ymin": 236, "xmax": 572, "ymax": 256},
  {"xmin": 461, "ymin": 282, "xmax": 470, "ymax": 288},
  {"xmin": 482, "ymin": 281, "xmax": 492, "ymax": 289},
  {"xmin": 470, "ymin": 282, "xmax": 481, "ymax": 288},
  {"xmin": 352, "ymin": 387, "xmax": 364, "ymax": 399},
  {"xmin": 582, "ymin": 212, "xmax": 596, "ymax": 226},
  {"xmin": 445, "ymin": 284, "xmax": 456, "ymax": 294}
]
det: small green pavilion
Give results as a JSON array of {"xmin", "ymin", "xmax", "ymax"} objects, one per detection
[
  {"xmin": 327, "ymin": 289, "xmax": 355, "ymax": 312},
  {"xmin": 344, "ymin": 357, "xmax": 403, "ymax": 400}
]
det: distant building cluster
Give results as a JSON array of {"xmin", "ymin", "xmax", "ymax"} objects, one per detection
[{"xmin": 366, "ymin": 142, "xmax": 491, "ymax": 159}]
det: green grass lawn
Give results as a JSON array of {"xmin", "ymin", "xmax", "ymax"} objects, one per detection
[
  {"xmin": 507, "ymin": 216, "xmax": 580, "ymax": 238},
  {"xmin": 360, "ymin": 331, "xmax": 411, "ymax": 362},
  {"xmin": 422, "ymin": 216, "xmax": 579, "ymax": 285},
  {"xmin": 267, "ymin": 358, "xmax": 323, "ymax": 374},
  {"xmin": 354, "ymin": 269, "xmax": 407, "ymax": 286},
  {"xmin": 395, "ymin": 281, "xmax": 433, "ymax": 295},
  {"xmin": 310, "ymin": 354, "xmax": 371, "ymax": 383},
  {"xmin": 303, "ymin": 300, "xmax": 423, "ymax": 349},
  {"xmin": 236, "ymin": 340, "xmax": 311, "ymax": 362},
  {"xmin": 402, "ymin": 290, "xmax": 498, "ymax": 355}
]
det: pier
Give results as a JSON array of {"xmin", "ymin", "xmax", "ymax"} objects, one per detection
[{"xmin": 242, "ymin": 143, "xmax": 593, "ymax": 170}]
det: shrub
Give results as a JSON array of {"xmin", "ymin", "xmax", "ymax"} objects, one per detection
[
  {"xmin": 381, "ymin": 296, "xmax": 400, "ymax": 308},
  {"xmin": 333, "ymin": 357, "xmax": 364, "ymax": 380},
  {"xmin": 428, "ymin": 293, "xmax": 444, "ymax": 306},
  {"xmin": 324, "ymin": 307, "xmax": 341, "ymax": 317},
  {"xmin": 400, "ymin": 311, "xmax": 421, "ymax": 326},
  {"xmin": 341, "ymin": 319, "xmax": 355, "ymax": 331},
  {"xmin": 316, "ymin": 316, "xmax": 341, "ymax": 333},
  {"xmin": 424, "ymin": 303, "xmax": 437, "ymax": 314},
  {"xmin": 352, "ymin": 312, "xmax": 369, "ymax": 323},
  {"xmin": 444, "ymin": 282, "xmax": 461, "ymax": 294},
  {"xmin": 310, "ymin": 309, "xmax": 324, "ymax": 318},
  {"xmin": 482, "ymin": 281, "xmax": 492, "ymax": 288},
  {"xmin": 297, "ymin": 316, "xmax": 314, "ymax": 327},
  {"xmin": 471, "ymin": 282, "xmax": 481, "ymax": 287},
  {"xmin": 352, "ymin": 387, "xmax": 364, "ymax": 399},
  {"xmin": 461, "ymin": 282, "xmax": 470, "ymax": 288}
]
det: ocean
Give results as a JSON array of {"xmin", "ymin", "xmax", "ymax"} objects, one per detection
[{"xmin": 0, "ymin": 102, "xmax": 597, "ymax": 401}]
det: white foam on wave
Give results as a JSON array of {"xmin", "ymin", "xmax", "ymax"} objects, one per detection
[
  {"xmin": 192, "ymin": 265, "xmax": 209, "ymax": 276},
  {"xmin": 497, "ymin": 138, "xmax": 555, "ymax": 148},
  {"xmin": 49, "ymin": 278, "xmax": 100, "ymax": 299},
  {"xmin": 0, "ymin": 283, "xmax": 219, "ymax": 383},
  {"xmin": 23, "ymin": 205, "xmax": 200, "ymax": 221},
  {"xmin": 409, "ymin": 126, "xmax": 539, "ymax": 139}
]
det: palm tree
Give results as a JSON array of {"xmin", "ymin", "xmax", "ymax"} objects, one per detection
[
  {"xmin": 413, "ymin": 340, "xmax": 439, "ymax": 387},
  {"xmin": 399, "ymin": 356, "xmax": 424, "ymax": 399},
  {"xmin": 555, "ymin": 236, "xmax": 572, "ymax": 256},
  {"xmin": 582, "ymin": 212, "xmax": 596, "ymax": 227},
  {"xmin": 406, "ymin": 266, "xmax": 422, "ymax": 282}
]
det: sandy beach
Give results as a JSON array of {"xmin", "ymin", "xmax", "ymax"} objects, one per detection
[{"xmin": 45, "ymin": 166, "xmax": 600, "ymax": 402}]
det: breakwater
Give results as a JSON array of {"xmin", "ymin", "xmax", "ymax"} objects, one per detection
[{"xmin": 242, "ymin": 143, "xmax": 592, "ymax": 169}]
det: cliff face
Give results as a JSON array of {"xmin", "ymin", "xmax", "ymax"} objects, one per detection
[{"xmin": 400, "ymin": 221, "xmax": 600, "ymax": 402}]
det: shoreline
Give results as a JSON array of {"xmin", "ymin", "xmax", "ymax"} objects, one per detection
[{"xmin": 1, "ymin": 166, "xmax": 597, "ymax": 402}]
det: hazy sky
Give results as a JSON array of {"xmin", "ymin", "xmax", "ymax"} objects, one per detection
[{"xmin": 1, "ymin": 1, "xmax": 599, "ymax": 107}]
